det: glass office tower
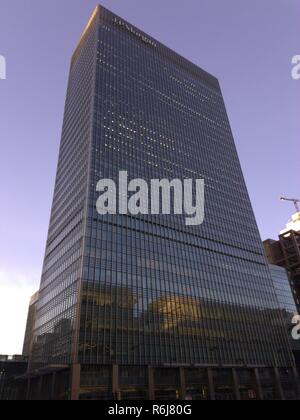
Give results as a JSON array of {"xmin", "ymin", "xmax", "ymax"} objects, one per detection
[
  {"xmin": 26, "ymin": 5, "xmax": 298, "ymax": 400},
  {"xmin": 270, "ymin": 265, "xmax": 298, "ymax": 317}
]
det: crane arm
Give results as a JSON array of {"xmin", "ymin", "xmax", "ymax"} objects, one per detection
[{"xmin": 280, "ymin": 197, "xmax": 300, "ymax": 212}]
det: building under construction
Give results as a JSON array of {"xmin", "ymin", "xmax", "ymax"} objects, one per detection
[{"xmin": 264, "ymin": 211, "xmax": 300, "ymax": 312}]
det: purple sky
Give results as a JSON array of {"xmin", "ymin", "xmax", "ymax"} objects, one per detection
[{"xmin": 0, "ymin": 0, "xmax": 299, "ymax": 354}]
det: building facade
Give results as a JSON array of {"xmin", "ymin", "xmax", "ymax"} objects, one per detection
[
  {"xmin": 268, "ymin": 264, "xmax": 300, "ymax": 384},
  {"xmin": 270, "ymin": 265, "xmax": 298, "ymax": 318},
  {"xmin": 280, "ymin": 212, "xmax": 300, "ymax": 235},
  {"xmin": 25, "ymin": 5, "xmax": 298, "ymax": 400},
  {"xmin": 22, "ymin": 292, "xmax": 39, "ymax": 358},
  {"xmin": 264, "ymin": 213, "xmax": 300, "ymax": 312}
]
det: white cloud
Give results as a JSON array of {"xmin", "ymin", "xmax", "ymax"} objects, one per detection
[{"xmin": 0, "ymin": 268, "xmax": 39, "ymax": 355}]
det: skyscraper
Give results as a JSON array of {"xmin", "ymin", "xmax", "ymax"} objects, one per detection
[
  {"xmin": 26, "ymin": 5, "xmax": 298, "ymax": 400},
  {"xmin": 22, "ymin": 292, "xmax": 39, "ymax": 358}
]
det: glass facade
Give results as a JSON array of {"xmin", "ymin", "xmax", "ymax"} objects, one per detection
[
  {"xmin": 270, "ymin": 264, "xmax": 298, "ymax": 317},
  {"xmin": 28, "ymin": 5, "xmax": 297, "ymax": 399},
  {"xmin": 30, "ymin": 8, "xmax": 99, "ymax": 368},
  {"xmin": 269, "ymin": 264, "xmax": 300, "ymax": 359}
]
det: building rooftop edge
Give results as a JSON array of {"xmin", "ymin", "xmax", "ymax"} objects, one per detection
[{"xmin": 72, "ymin": 4, "xmax": 219, "ymax": 89}]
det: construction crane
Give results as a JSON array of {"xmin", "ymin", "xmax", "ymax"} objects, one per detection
[{"xmin": 280, "ymin": 197, "xmax": 300, "ymax": 212}]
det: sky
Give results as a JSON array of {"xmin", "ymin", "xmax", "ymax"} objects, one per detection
[{"xmin": 0, "ymin": 0, "xmax": 299, "ymax": 355}]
